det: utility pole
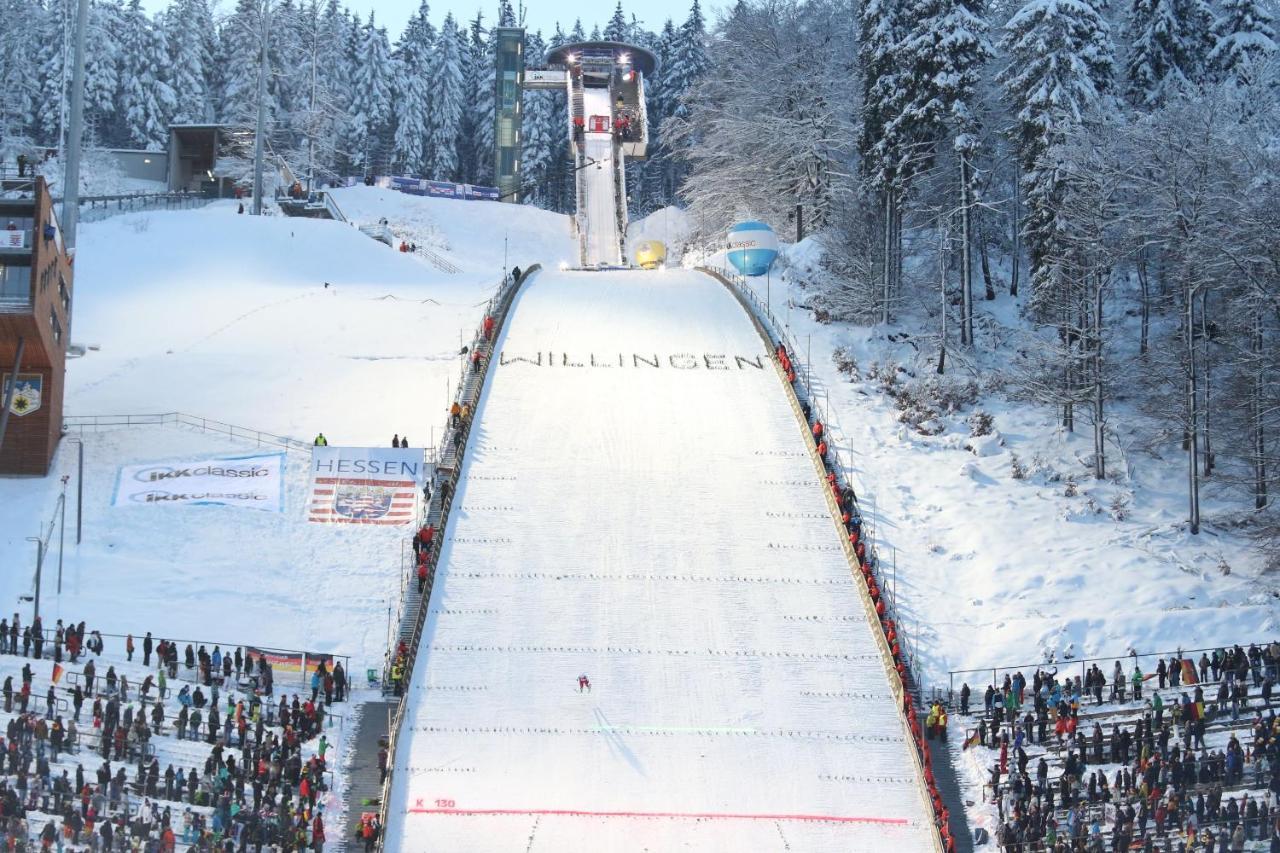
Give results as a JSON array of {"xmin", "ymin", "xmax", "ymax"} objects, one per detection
[
  {"xmin": 58, "ymin": 477, "xmax": 68, "ymax": 594},
  {"xmin": 61, "ymin": 0, "xmax": 90, "ymax": 249},
  {"xmin": 252, "ymin": 0, "xmax": 271, "ymax": 216},
  {"xmin": 25, "ymin": 537, "xmax": 43, "ymax": 624}
]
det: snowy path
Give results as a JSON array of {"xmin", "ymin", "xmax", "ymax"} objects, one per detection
[
  {"xmin": 383, "ymin": 270, "xmax": 935, "ymax": 852},
  {"xmin": 581, "ymin": 87, "xmax": 621, "ymax": 266}
]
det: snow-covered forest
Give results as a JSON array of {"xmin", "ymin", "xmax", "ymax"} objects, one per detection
[
  {"xmin": 0, "ymin": 0, "xmax": 708, "ymax": 212},
  {"xmin": 674, "ymin": 0, "xmax": 1280, "ymax": 559}
]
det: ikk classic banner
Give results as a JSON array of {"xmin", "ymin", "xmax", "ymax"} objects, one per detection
[
  {"xmin": 307, "ymin": 446, "xmax": 423, "ymax": 525},
  {"xmin": 112, "ymin": 453, "xmax": 285, "ymax": 511}
]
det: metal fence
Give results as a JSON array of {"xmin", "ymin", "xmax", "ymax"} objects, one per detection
[
  {"xmin": 942, "ymin": 641, "xmax": 1273, "ymax": 705},
  {"xmin": 63, "ymin": 412, "xmax": 313, "ymax": 453},
  {"xmin": 64, "ymin": 192, "xmax": 214, "ymax": 224}
]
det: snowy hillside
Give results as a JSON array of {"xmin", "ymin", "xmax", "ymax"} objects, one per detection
[
  {"xmin": 327, "ymin": 187, "xmax": 576, "ymax": 277},
  {"xmin": 723, "ymin": 248, "xmax": 1275, "ymax": 693}
]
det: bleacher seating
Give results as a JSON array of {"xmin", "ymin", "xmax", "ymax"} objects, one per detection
[
  {"xmin": 951, "ymin": 643, "xmax": 1280, "ymax": 851},
  {"xmin": 0, "ymin": 623, "xmax": 345, "ymax": 851}
]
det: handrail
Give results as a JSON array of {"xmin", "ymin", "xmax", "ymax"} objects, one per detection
[
  {"xmin": 700, "ymin": 265, "xmax": 947, "ymax": 853},
  {"xmin": 321, "ymin": 192, "xmax": 348, "ymax": 223},
  {"xmin": 50, "ymin": 192, "xmax": 215, "ymax": 225},
  {"xmin": 373, "ymin": 264, "xmax": 541, "ymax": 850},
  {"xmin": 944, "ymin": 641, "xmax": 1276, "ymax": 704},
  {"xmin": 62, "ymin": 412, "xmax": 313, "ymax": 453}
]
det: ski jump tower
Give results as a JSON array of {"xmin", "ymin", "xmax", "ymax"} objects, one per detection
[{"xmin": 533, "ymin": 41, "xmax": 655, "ymax": 267}]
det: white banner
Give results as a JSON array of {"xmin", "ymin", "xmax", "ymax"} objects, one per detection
[
  {"xmin": 1, "ymin": 230, "xmax": 25, "ymax": 249},
  {"xmin": 112, "ymin": 453, "xmax": 284, "ymax": 512},
  {"xmin": 307, "ymin": 447, "xmax": 423, "ymax": 525}
]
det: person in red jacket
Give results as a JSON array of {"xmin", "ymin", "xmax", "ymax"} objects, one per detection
[
  {"xmin": 416, "ymin": 562, "xmax": 428, "ymax": 595},
  {"xmin": 483, "ymin": 315, "xmax": 495, "ymax": 340},
  {"xmin": 412, "ymin": 524, "xmax": 435, "ymax": 557}
]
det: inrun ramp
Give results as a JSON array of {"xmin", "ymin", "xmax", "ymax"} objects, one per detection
[
  {"xmin": 385, "ymin": 270, "xmax": 935, "ymax": 852},
  {"xmin": 580, "ymin": 86, "xmax": 622, "ymax": 266}
]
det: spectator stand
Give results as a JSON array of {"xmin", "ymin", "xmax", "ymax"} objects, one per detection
[
  {"xmin": 0, "ymin": 626, "xmax": 351, "ymax": 851},
  {"xmin": 946, "ymin": 642, "xmax": 1280, "ymax": 851}
]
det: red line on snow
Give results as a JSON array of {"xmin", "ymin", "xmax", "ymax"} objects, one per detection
[{"xmin": 405, "ymin": 807, "xmax": 909, "ymax": 825}]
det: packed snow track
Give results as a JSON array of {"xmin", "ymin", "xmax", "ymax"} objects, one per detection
[{"xmin": 384, "ymin": 269, "xmax": 935, "ymax": 852}]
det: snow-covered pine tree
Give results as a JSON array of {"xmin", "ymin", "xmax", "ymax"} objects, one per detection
[
  {"xmin": 310, "ymin": 0, "xmax": 356, "ymax": 179},
  {"xmin": 1209, "ymin": 0, "xmax": 1276, "ymax": 84},
  {"xmin": 858, "ymin": 0, "xmax": 907, "ymax": 322},
  {"xmin": 464, "ymin": 12, "xmax": 496, "ymax": 185},
  {"xmin": 1124, "ymin": 0, "xmax": 1216, "ymax": 105},
  {"xmin": 391, "ymin": 0, "xmax": 435, "ymax": 175},
  {"xmin": 425, "ymin": 12, "xmax": 465, "ymax": 180},
  {"xmin": 218, "ymin": 0, "xmax": 269, "ymax": 125},
  {"xmin": 1000, "ymin": 0, "xmax": 1115, "ymax": 319},
  {"xmin": 85, "ymin": 0, "xmax": 123, "ymax": 141},
  {"xmin": 163, "ymin": 0, "xmax": 215, "ymax": 123},
  {"xmin": 348, "ymin": 13, "xmax": 394, "ymax": 173},
  {"xmin": 889, "ymin": 0, "xmax": 992, "ymax": 343},
  {"xmin": 119, "ymin": 0, "xmax": 176, "ymax": 148},
  {"xmin": 34, "ymin": 0, "xmax": 70, "ymax": 146},
  {"xmin": 0, "ymin": 0, "xmax": 40, "ymax": 153},
  {"xmin": 605, "ymin": 2, "xmax": 628, "ymax": 41},
  {"xmin": 661, "ymin": 0, "xmax": 709, "ymax": 196}
]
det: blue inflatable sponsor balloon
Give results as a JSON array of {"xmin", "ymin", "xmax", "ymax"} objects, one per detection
[{"xmin": 726, "ymin": 221, "xmax": 779, "ymax": 276}]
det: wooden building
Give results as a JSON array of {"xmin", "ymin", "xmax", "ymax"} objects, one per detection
[{"xmin": 0, "ymin": 176, "xmax": 74, "ymax": 476}]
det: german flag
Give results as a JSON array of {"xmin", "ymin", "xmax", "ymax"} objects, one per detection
[
  {"xmin": 51, "ymin": 663, "xmax": 64, "ymax": 685},
  {"xmin": 1181, "ymin": 659, "xmax": 1199, "ymax": 685},
  {"xmin": 963, "ymin": 730, "xmax": 982, "ymax": 750}
]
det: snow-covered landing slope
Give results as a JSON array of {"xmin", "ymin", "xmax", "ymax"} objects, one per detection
[{"xmin": 384, "ymin": 270, "xmax": 935, "ymax": 852}]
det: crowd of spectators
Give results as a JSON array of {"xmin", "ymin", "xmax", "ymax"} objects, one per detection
[
  {"xmin": 0, "ymin": 614, "xmax": 346, "ymax": 851},
  {"xmin": 958, "ymin": 643, "xmax": 1280, "ymax": 851}
]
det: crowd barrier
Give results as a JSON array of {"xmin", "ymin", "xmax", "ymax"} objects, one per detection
[
  {"xmin": 62, "ymin": 412, "xmax": 313, "ymax": 453},
  {"xmin": 700, "ymin": 266, "xmax": 952, "ymax": 853}
]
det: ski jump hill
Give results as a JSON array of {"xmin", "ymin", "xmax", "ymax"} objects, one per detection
[{"xmin": 384, "ymin": 268, "xmax": 938, "ymax": 852}]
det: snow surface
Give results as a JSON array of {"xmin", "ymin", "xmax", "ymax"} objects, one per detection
[
  {"xmin": 625, "ymin": 205, "xmax": 692, "ymax": 266},
  {"xmin": 325, "ymin": 186, "xmax": 577, "ymax": 276},
  {"xmin": 67, "ymin": 200, "xmax": 567, "ymax": 444},
  {"xmin": 384, "ymin": 269, "xmax": 936, "ymax": 852},
  {"xmin": 580, "ymin": 87, "xmax": 622, "ymax": 267}
]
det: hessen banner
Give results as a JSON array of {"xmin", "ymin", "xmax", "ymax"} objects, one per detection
[
  {"xmin": 112, "ymin": 453, "xmax": 285, "ymax": 511},
  {"xmin": 307, "ymin": 447, "xmax": 423, "ymax": 525}
]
